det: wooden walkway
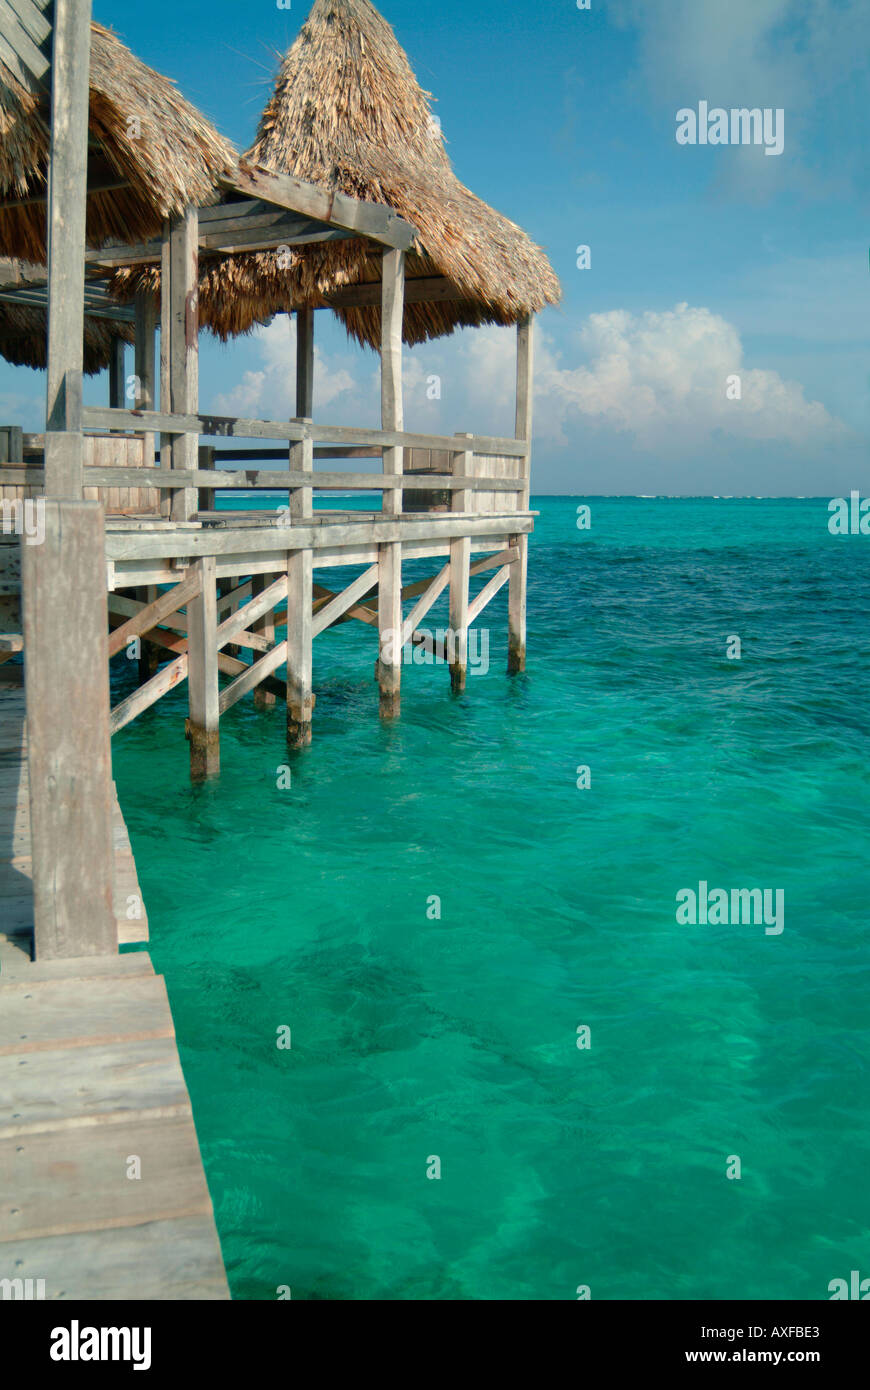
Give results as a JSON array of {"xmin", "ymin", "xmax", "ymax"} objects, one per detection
[{"xmin": 0, "ymin": 671, "xmax": 229, "ymax": 1299}]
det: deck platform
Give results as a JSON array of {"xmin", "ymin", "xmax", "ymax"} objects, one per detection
[{"xmin": 0, "ymin": 671, "xmax": 229, "ymax": 1300}]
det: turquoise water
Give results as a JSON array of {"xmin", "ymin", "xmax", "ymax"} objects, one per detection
[{"xmin": 112, "ymin": 497, "xmax": 870, "ymax": 1301}]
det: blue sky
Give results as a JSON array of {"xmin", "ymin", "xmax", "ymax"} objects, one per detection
[{"xmin": 1, "ymin": 0, "xmax": 868, "ymax": 493}]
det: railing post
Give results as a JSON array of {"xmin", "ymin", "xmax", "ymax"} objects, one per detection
[
  {"xmin": 508, "ymin": 313, "xmax": 534, "ymax": 674},
  {"xmin": 24, "ymin": 500, "xmax": 116, "ymax": 957},
  {"xmin": 186, "ymin": 554, "xmax": 220, "ymax": 781},
  {"xmin": 161, "ymin": 206, "xmax": 199, "ymax": 523},
  {"xmin": 286, "ymin": 545, "xmax": 313, "ymax": 747},
  {"xmin": 449, "ymin": 432, "xmax": 472, "ymax": 693},
  {"xmin": 134, "ymin": 289, "xmax": 157, "ymax": 468}
]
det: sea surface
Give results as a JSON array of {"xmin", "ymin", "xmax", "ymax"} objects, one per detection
[{"xmin": 111, "ymin": 496, "xmax": 870, "ymax": 1301}]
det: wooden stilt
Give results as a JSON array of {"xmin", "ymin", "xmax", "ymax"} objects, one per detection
[
  {"xmin": 286, "ymin": 550, "xmax": 313, "ymax": 747},
  {"xmin": 108, "ymin": 334, "xmax": 126, "ymax": 411},
  {"xmin": 378, "ymin": 248, "xmax": 405, "ymax": 716},
  {"xmin": 449, "ymin": 434, "xmax": 472, "ymax": 692},
  {"xmin": 508, "ymin": 314, "xmax": 534, "ymax": 674},
  {"xmin": 186, "ymin": 555, "xmax": 219, "ymax": 781},
  {"xmin": 138, "ymin": 586, "xmax": 161, "ymax": 683}
]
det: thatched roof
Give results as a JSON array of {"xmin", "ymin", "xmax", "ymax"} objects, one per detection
[
  {"xmin": 114, "ymin": 0, "xmax": 561, "ymax": 348},
  {"xmin": 0, "ymin": 22, "xmax": 236, "ymax": 263},
  {"xmin": 0, "ymin": 302, "xmax": 134, "ymax": 375}
]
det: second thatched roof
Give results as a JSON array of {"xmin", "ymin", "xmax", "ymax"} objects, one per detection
[
  {"xmin": 0, "ymin": 22, "xmax": 236, "ymax": 264},
  {"xmin": 113, "ymin": 0, "xmax": 561, "ymax": 348}
]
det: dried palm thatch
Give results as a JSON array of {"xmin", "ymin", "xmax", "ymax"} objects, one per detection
[
  {"xmin": 113, "ymin": 0, "xmax": 561, "ymax": 348},
  {"xmin": 0, "ymin": 301, "xmax": 133, "ymax": 374},
  {"xmin": 0, "ymin": 22, "xmax": 236, "ymax": 263}
]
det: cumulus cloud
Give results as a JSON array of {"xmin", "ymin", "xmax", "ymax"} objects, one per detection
[
  {"xmin": 211, "ymin": 316, "xmax": 368, "ymax": 421},
  {"xmin": 531, "ymin": 304, "xmax": 845, "ymax": 452}
]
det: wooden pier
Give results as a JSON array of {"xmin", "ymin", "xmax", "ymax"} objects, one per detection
[
  {"xmin": 0, "ymin": 0, "xmax": 560, "ymax": 1301},
  {"xmin": 0, "ymin": 671, "xmax": 228, "ymax": 1299}
]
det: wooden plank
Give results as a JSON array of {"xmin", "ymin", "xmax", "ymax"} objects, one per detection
[
  {"xmin": 24, "ymin": 501, "xmax": 115, "ymax": 959},
  {"xmin": 219, "ymin": 638, "xmax": 287, "ymax": 715},
  {"xmin": 110, "ymin": 655, "xmax": 188, "ymax": 736},
  {"xmin": 79, "ymin": 407, "xmax": 529, "ymax": 458},
  {"xmin": 0, "ymin": 2, "xmax": 49, "ymax": 83},
  {"xmin": 107, "ymin": 570, "xmax": 201, "ymax": 658},
  {"xmin": 0, "ymin": 973, "xmax": 174, "ymax": 1055},
  {"xmin": 0, "ymin": 1036, "xmax": 190, "ymax": 1136},
  {"xmin": 43, "ymin": 0, "xmax": 93, "ymax": 494},
  {"xmin": 5, "ymin": 0, "xmax": 51, "ymax": 46},
  {"xmin": 0, "ymin": 1115, "xmax": 215, "ymax": 1242},
  {"xmin": 328, "ymin": 276, "xmax": 465, "ymax": 309},
  {"xmin": 227, "ymin": 161, "xmax": 417, "ymax": 251},
  {"xmin": 185, "ymin": 555, "xmax": 219, "ymax": 780},
  {"xmin": 7, "ymin": 1214, "xmax": 229, "ymax": 1299},
  {"xmin": 0, "ymin": 935, "xmax": 153, "ymax": 983},
  {"xmin": 134, "ymin": 290, "xmax": 157, "ymax": 470},
  {"xmin": 312, "ymin": 563, "xmax": 379, "ymax": 638}
]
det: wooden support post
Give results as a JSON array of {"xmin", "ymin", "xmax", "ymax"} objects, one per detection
[
  {"xmin": 378, "ymin": 249, "xmax": 405, "ymax": 716},
  {"xmin": 286, "ymin": 550, "xmax": 313, "ymax": 747},
  {"xmin": 296, "ymin": 307, "xmax": 314, "ymax": 419},
  {"xmin": 24, "ymin": 501, "xmax": 116, "ymax": 958},
  {"xmin": 198, "ymin": 443, "xmax": 216, "ymax": 514},
  {"xmin": 108, "ymin": 334, "xmax": 126, "ymax": 410},
  {"xmin": 138, "ymin": 585, "xmax": 160, "ymax": 684},
  {"xmin": 508, "ymin": 314, "xmax": 534, "ymax": 674},
  {"xmin": 44, "ymin": 0, "xmax": 93, "ymax": 498},
  {"xmin": 134, "ymin": 290, "xmax": 157, "ymax": 468},
  {"xmin": 162, "ymin": 207, "xmax": 199, "ymax": 523},
  {"xmin": 251, "ymin": 573, "xmax": 277, "ymax": 709},
  {"xmin": 186, "ymin": 555, "xmax": 219, "ymax": 781},
  {"xmin": 449, "ymin": 433, "xmax": 472, "ymax": 693}
]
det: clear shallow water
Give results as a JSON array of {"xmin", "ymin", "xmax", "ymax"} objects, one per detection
[{"xmin": 112, "ymin": 497, "xmax": 870, "ymax": 1301}]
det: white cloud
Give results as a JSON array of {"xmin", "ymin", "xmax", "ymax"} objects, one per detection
[{"xmin": 211, "ymin": 316, "xmax": 366, "ymax": 420}]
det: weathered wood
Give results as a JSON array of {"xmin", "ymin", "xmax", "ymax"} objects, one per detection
[
  {"xmin": 467, "ymin": 563, "xmax": 511, "ymax": 625},
  {"xmin": 134, "ymin": 290, "xmax": 157, "ymax": 468},
  {"xmin": 216, "ymin": 573, "xmax": 287, "ymax": 651},
  {"xmin": 227, "ymin": 161, "xmax": 417, "ymax": 251},
  {"xmin": 328, "ymin": 275, "xmax": 464, "ymax": 309},
  {"xmin": 108, "ymin": 334, "xmax": 126, "ymax": 410},
  {"xmin": 448, "ymin": 438, "xmax": 472, "ymax": 691},
  {"xmin": 219, "ymin": 639, "xmax": 287, "ymax": 716},
  {"xmin": 85, "ymin": 465, "xmax": 519, "ymax": 494},
  {"xmin": 251, "ymin": 574, "xmax": 277, "ymax": 709},
  {"xmin": 402, "ymin": 562, "xmax": 450, "ymax": 646},
  {"xmin": 107, "ymin": 570, "xmax": 201, "ymax": 659},
  {"xmin": 296, "ymin": 306, "xmax": 314, "ymax": 419},
  {"xmin": 380, "ymin": 248, "xmax": 405, "ymax": 520},
  {"xmin": 43, "ymin": 0, "xmax": 92, "ymax": 495},
  {"xmin": 0, "ymin": 0, "xmax": 49, "ymax": 85},
  {"xmin": 312, "ymin": 563, "xmax": 379, "ymax": 638},
  {"xmin": 186, "ymin": 555, "xmax": 219, "ymax": 780},
  {"xmin": 80, "ymin": 405, "xmax": 529, "ymax": 459},
  {"xmin": 509, "ymin": 315, "xmax": 534, "ymax": 674},
  {"xmin": 286, "ymin": 550, "xmax": 313, "ymax": 747},
  {"xmin": 168, "ymin": 207, "xmax": 199, "ymax": 522},
  {"xmin": 24, "ymin": 502, "xmax": 115, "ymax": 958},
  {"xmin": 377, "ymin": 543, "xmax": 402, "ymax": 719},
  {"xmin": 110, "ymin": 654, "xmax": 188, "ymax": 735}
]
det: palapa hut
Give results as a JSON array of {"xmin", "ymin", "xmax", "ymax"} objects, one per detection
[
  {"xmin": 0, "ymin": 300, "xmax": 133, "ymax": 373},
  {"xmin": 0, "ymin": 21, "xmax": 236, "ymax": 264},
  {"xmin": 112, "ymin": 0, "xmax": 560, "ymax": 348}
]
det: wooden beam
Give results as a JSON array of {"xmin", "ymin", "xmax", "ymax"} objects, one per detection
[
  {"xmin": 44, "ymin": 0, "xmax": 93, "ymax": 495},
  {"xmin": 286, "ymin": 551, "xmax": 313, "ymax": 747},
  {"xmin": 216, "ymin": 573, "xmax": 287, "ymax": 651},
  {"xmin": 296, "ymin": 307, "xmax": 314, "ymax": 419},
  {"xmin": 251, "ymin": 573, "xmax": 277, "ymax": 709},
  {"xmin": 467, "ymin": 564, "xmax": 511, "ymax": 626},
  {"xmin": 167, "ymin": 207, "xmax": 199, "ymax": 522},
  {"xmin": 219, "ymin": 640, "xmax": 287, "ymax": 716},
  {"xmin": 449, "ymin": 437, "xmax": 472, "ymax": 692},
  {"xmin": 108, "ymin": 334, "xmax": 126, "ymax": 411},
  {"xmin": 401, "ymin": 562, "xmax": 450, "ymax": 647},
  {"xmin": 107, "ymin": 571, "xmax": 202, "ymax": 658},
  {"xmin": 327, "ymin": 276, "xmax": 465, "ymax": 309},
  {"xmin": 226, "ymin": 162, "xmax": 417, "ymax": 251},
  {"xmin": 134, "ymin": 290, "xmax": 157, "ymax": 468},
  {"xmin": 509, "ymin": 315, "xmax": 534, "ymax": 674},
  {"xmin": 186, "ymin": 555, "xmax": 219, "ymax": 780},
  {"xmin": 312, "ymin": 563, "xmax": 379, "ymax": 638},
  {"xmin": 24, "ymin": 501, "xmax": 116, "ymax": 957},
  {"xmin": 378, "ymin": 248, "xmax": 405, "ymax": 717},
  {"xmin": 110, "ymin": 653, "xmax": 188, "ymax": 735}
]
